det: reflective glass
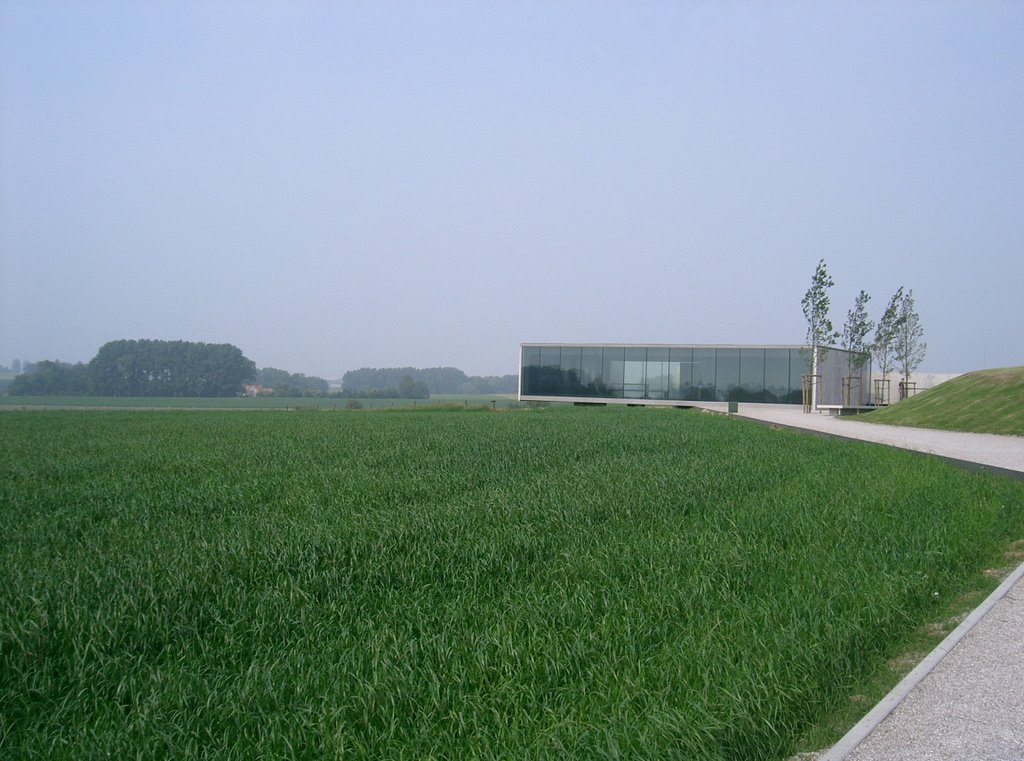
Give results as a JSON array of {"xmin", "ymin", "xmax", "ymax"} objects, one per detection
[
  {"xmin": 739, "ymin": 348, "xmax": 765, "ymax": 402},
  {"xmin": 670, "ymin": 347, "xmax": 693, "ymax": 400},
  {"xmin": 537, "ymin": 347, "xmax": 562, "ymax": 394},
  {"xmin": 716, "ymin": 348, "xmax": 740, "ymax": 401},
  {"xmin": 520, "ymin": 344, "xmax": 814, "ymax": 404},
  {"xmin": 789, "ymin": 350, "xmax": 812, "ymax": 404},
  {"xmin": 559, "ymin": 346, "xmax": 582, "ymax": 395},
  {"xmin": 623, "ymin": 347, "xmax": 646, "ymax": 399},
  {"xmin": 580, "ymin": 348, "xmax": 603, "ymax": 396},
  {"xmin": 602, "ymin": 347, "xmax": 625, "ymax": 397},
  {"xmin": 692, "ymin": 348, "xmax": 716, "ymax": 401},
  {"xmin": 764, "ymin": 349, "xmax": 791, "ymax": 403},
  {"xmin": 646, "ymin": 348, "xmax": 670, "ymax": 399},
  {"xmin": 521, "ymin": 346, "xmax": 541, "ymax": 395}
]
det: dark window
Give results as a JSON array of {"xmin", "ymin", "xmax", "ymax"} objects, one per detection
[
  {"xmin": 739, "ymin": 348, "xmax": 765, "ymax": 402},
  {"xmin": 716, "ymin": 348, "xmax": 740, "ymax": 402}
]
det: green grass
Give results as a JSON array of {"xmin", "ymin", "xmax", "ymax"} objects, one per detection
[
  {"xmin": 2, "ymin": 406, "xmax": 1022, "ymax": 759},
  {"xmin": 861, "ymin": 366, "xmax": 1024, "ymax": 436},
  {"xmin": 0, "ymin": 393, "xmax": 522, "ymax": 411}
]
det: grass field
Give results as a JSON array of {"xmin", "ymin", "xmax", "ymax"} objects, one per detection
[
  {"xmin": 0, "ymin": 393, "xmax": 522, "ymax": 411},
  {"xmin": 863, "ymin": 366, "xmax": 1024, "ymax": 436},
  {"xmin": 2, "ymin": 406, "xmax": 1022, "ymax": 759}
]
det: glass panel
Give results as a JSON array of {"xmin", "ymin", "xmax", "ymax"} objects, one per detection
[
  {"xmin": 645, "ymin": 348, "xmax": 670, "ymax": 399},
  {"xmin": 602, "ymin": 347, "xmax": 625, "ymax": 398},
  {"xmin": 580, "ymin": 348, "xmax": 603, "ymax": 397},
  {"xmin": 764, "ymin": 349, "xmax": 791, "ymax": 404},
  {"xmin": 715, "ymin": 348, "xmax": 740, "ymax": 401},
  {"xmin": 692, "ymin": 348, "xmax": 716, "ymax": 401},
  {"xmin": 670, "ymin": 347, "xmax": 693, "ymax": 400},
  {"xmin": 739, "ymin": 348, "xmax": 765, "ymax": 402},
  {"xmin": 524, "ymin": 344, "xmax": 814, "ymax": 404},
  {"xmin": 623, "ymin": 347, "xmax": 646, "ymax": 399},
  {"xmin": 521, "ymin": 346, "xmax": 541, "ymax": 395},
  {"xmin": 538, "ymin": 346, "xmax": 562, "ymax": 394},
  {"xmin": 789, "ymin": 349, "xmax": 812, "ymax": 404},
  {"xmin": 560, "ymin": 346, "xmax": 582, "ymax": 396}
]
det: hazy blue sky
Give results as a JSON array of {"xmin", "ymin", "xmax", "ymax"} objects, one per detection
[{"xmin": 2, "ymin": 1, "xmax": 1021, "ymax": 378}]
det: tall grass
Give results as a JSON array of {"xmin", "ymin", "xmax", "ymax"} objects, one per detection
[{"xmin": 1, "ymin": 407, "xmax": 1021, "ymax": 759}]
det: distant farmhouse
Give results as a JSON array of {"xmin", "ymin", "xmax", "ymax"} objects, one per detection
[{"xmin": 519, "ymin": 343, "xmax": 872, "ymax": 409}]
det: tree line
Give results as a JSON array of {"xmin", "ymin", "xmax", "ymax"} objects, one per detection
[
  {"xmin": 802, "ymin": 259, "xmax": 926, "ymax": 400},
  {"xmin": 8, "ymin": 343, "xmax": 519, "ymax": 399},
  {"xmin": 340, "ymin": 367, "xmax": 517, "ymax": 396},
  {"xmin": 10, "ymin": 340, "xmax": 257, "ymax": 397},
  {"xmin": 254, "ymin": 367, "xmax": 330, "ymax": 397}
]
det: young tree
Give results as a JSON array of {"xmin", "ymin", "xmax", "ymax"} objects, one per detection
[
  {"xmin": 801, "ymin": 259, "xmax": 839, "ymax": 364},
  {"xmin": 872, "ymin": 287, "xmax": 903, "ymax": 391},
  {"xmin": 840, "ymin": 290, "xmax": 873, "ymax": 404},
  {"xmin": 841, "ymin": 290, "xmax": 874, "ymax": 370},
  {"xmin": 895, "ymin": 289, "xmax": 926, "ymax": 391}
]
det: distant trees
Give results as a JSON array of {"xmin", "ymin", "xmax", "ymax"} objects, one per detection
[
  {"xmin": 397, "ymin": 376, "xmax": 430, "ymax": 399},
  {"xmin": 8, "ymin": 345, "xmax": 519, "ymax": 400},
  {"xmin": 341, "ymin": 367, "xmax": 517, "ymax": 396},
  {"xmin": 9, "ymin": 360, "xmax": 91, "ymax": 395},
  {"xmin": 255, "ymin": 367, "xmax": 329, "ymax": 396},
  {"xmin": 10, "ymin": 340, "xmax": 256, "ymax": 397}
]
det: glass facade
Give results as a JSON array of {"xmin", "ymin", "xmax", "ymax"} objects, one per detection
[{"xmin": 520, "ymin": 344, "xmax": 871, "ymax": 406}]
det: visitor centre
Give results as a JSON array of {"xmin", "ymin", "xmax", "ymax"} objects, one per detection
[{"xmin": 519, "ymin": 343, "xmax": 873, "ymax": 407}]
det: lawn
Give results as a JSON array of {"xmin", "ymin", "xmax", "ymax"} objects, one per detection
[
  {"xmin": 2, "ymin": 406, "xmax": 1022, "ymax": 759},
  {"xmin": 862, "ymin": 366, "xmax": 1024, "ymax": 436}
]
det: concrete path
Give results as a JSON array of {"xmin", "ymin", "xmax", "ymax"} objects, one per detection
[
  {"xmin": 725, "ymin": 402, "xmax": 1024, "ymax": 476},
  {"xmin": 832, "ymin": 562, "xmax": 1024, "ymax": 761},
  {"xmin": 710, "ymin": 403, "xmax": 1024, "ymax": 761}
]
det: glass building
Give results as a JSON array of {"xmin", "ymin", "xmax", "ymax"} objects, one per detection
[{"xmin": 519, "ymin": 344, "xmax": 872, "ymax": 407}]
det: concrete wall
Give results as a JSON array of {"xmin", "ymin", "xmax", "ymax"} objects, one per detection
[{"xmin": 871, "ymin": 371, "xmax": 963, "ymax": 402}]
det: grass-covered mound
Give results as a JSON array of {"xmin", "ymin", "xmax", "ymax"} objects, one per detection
[
  {"xmin": 864, "ymin": 366, "xmax": 1024, "ymax": 436},
  {"xmin": 2, "ymin": 407, "xmax": 1022, "ymax": 759}
]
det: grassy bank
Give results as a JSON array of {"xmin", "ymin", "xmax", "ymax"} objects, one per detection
[
  {"xmin": 863, "ymin": 366, "xmax": 1024, "ymax": 436},
  {"xmin": 2, "ymin": 407, "xmax": 1022, "ymax": 759}
]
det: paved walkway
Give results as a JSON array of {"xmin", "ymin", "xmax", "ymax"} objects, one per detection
[
  {"xmin": 726, "ymin": 402, "xmax": 1024, "ymax": 475},
  {"xmin": 834, "ymin": 562, "xmax": 1024, "ymax": 761},
  {"xmin": 709, "ymin": 403, "xmax": 1024, "ymax": 761}
]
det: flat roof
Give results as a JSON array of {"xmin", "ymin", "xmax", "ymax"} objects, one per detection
[{"xmin": 520, "ymin": 342, "xmax": 840, "ymax": 351}]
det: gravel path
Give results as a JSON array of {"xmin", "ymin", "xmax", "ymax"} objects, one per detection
[{"xmin": 716, "ymin": 403, "xmax": 1024, "ymax": 476}]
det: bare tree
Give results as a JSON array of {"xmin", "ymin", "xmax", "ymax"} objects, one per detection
[{"xmin": 895, "ymin": 289, "xmax": 926, "ymax": 392}]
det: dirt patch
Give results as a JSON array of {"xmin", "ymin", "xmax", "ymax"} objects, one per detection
[{"xmin": 888, "ymin": 650, "xmax": 927, "ymax": 673}]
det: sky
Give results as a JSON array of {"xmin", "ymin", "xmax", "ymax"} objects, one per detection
[{"xmin": 1, "ymin": 1, "xmax": 1022, "ymax": 379}]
